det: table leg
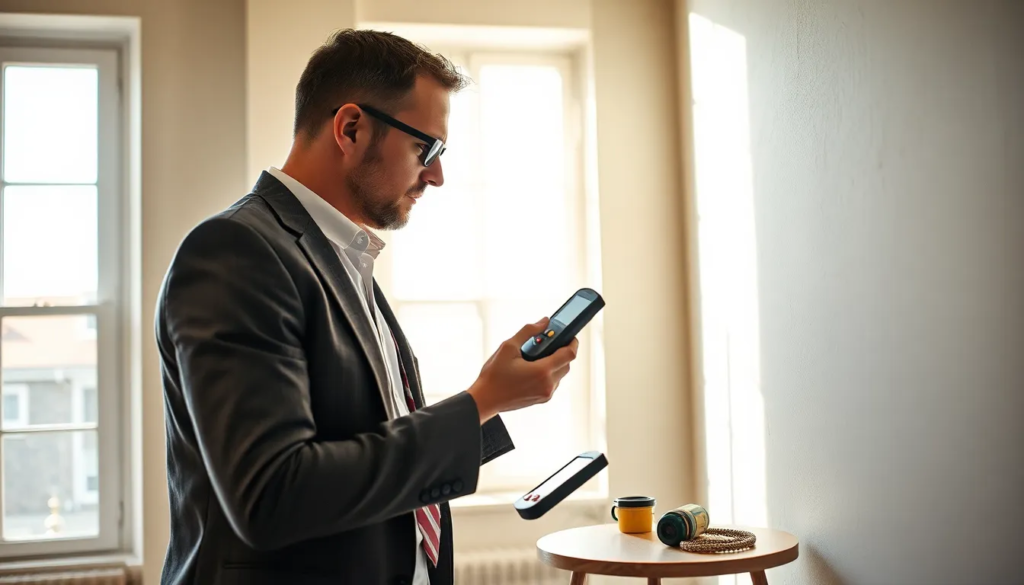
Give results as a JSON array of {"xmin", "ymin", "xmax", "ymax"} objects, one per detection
[
  {"xmin": 750, "ymin": 570, "xmax": 768, "ymax": 585},
  {"xmin": 569, "ymin": 572, "xmax": 587, "ymax": 585},
  {"xmin": 647, "ymin": 579, "xmax": 662, "ymax": 584}
]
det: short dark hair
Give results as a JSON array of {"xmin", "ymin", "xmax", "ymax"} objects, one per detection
[{"xmin": 293, "ymin": 29, "xmax": 469, "ymax": 140}]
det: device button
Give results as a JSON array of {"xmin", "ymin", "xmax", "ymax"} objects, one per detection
[
  {"xmin": 546, "ymin": 330, "xmax": 555, "ymax": 337},
  {"xmin": 534, "ymin": 335, "xmax": 544, "ymax": 343},
  {"xmin": 532, "ymin": 494, "xmax": 541, "ymax": 502}
]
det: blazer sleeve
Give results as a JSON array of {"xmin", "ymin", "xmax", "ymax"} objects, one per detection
[
  {"xmin": 159, "ymin": 216, "xmax": 488, "ymax": 552},
  {"xmin": 481, "ymin": 417, "xmax": 515, "ymax": 465},
  {"xmin": 413, "ymin": 356, "xmax": 515, "ymax": 465}
]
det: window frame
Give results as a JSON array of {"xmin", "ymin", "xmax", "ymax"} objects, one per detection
[
  {"xmin": 380, "ymin": 46, "xmax": 600, "ymax": 494},
  {"xmin": 0, "ymin": 44, "xmax": 124, "ymax": 559}
]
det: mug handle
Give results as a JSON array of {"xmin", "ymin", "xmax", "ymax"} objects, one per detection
[{"xmin": 610, "ymin": 505, "xmax": 618, "ymax": 521}]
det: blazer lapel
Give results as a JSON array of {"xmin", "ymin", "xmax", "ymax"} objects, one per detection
[
  {"xmin": 253, "ymin": 172, "xmax": 391, "ymax": 412},
  {"xmin": 374, "ymin": 280, "xmax": 425, "ymax": 410}
]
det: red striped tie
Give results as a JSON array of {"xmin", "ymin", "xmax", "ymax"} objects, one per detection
[{"xmin": 390, "ymin": 331, "xmax": 442, "ymax": 567}]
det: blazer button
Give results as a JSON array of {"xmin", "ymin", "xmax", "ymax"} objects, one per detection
[
  {"xmin": 452, "ymin": 479, "xmax": 464, "ymax": 493},
  {"xmin": 430, "ymin": 487, "xmax": 441, "ymax": 499},
  {"xmin": 420, "ymin": 490, "xmax": 431, "ymax": 503},
  {"xmin": 442, "ymin": 483, "xmax": 451, "ymax": 496}
]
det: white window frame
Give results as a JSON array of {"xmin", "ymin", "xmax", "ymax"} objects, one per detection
[
  {"xmin": 379, "ymin": 46, "xmax": 602, "ymax": 495},
  {"xmin": 0, "ymin": 44, "xmax": 124, "ymax": 558}
]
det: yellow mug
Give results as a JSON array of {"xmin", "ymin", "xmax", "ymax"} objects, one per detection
[{"xmin": 610, "ymin": 496, "xmax": 656, "ymax": 533}]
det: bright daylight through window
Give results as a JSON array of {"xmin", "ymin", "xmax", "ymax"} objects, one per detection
[
  {"xmin": 380, "ymin": 46, "xmax": 605, "ymax": 495},
  {"xmin": 0, "ymin": 45, "xmax": 124, "ymax": 558}
]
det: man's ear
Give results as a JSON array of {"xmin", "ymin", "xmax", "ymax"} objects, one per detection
[
  {"xmin": 333, "ymin": 104, "xmax": 364, "ymax": 155},
  {"xmin": 340, "ymin": 117, "xmax": 359, "ymax": 146}
]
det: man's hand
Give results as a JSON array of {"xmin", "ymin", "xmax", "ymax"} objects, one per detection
[{"xmin": 467, "ymin": 318, "xmax": 580, "ymax": 423}]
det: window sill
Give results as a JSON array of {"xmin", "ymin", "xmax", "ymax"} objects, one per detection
[
  {"xmin": 450, "ymin": 488, "xmax": 607, "ymax": 514},
  {"xmin": 0, "ymin": 552, "xmax": 140, "ymax": 580}
]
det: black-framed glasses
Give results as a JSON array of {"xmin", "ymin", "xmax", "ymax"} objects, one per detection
[{"xmin": 331, "ymin": 104, "xmax": 446, "ymax": 167}]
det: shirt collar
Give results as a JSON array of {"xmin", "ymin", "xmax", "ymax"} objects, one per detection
[{"xmin": 267, "ymin": 166, "xmax": 385, "ymax": 258}]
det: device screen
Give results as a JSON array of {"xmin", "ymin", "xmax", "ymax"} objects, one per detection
[
  {"xmin": 530, "ymin": 456, "xmax": 592, "ymax": 499},
  {"xmin": 552, "ymin": 296, "xmax": 591, "ymax": 327}
]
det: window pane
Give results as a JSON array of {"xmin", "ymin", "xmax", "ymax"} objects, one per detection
[
  {"xmin": 2, "ymin": 430, "xmax": 99, "ymax": 540},
  {"xmin": 2, "ymin": 64, "xmax": 98, "ymax": 184},
  {"xmin": 83, "ymin": 387, "xmax": 98, "ymax": 424},
  {"xmin": 2, "ymin": 185, "xmax": 98, "ymax": 305},
  {"xmin": 397, "ymin": 303, "xmax": 483, "ymax": 403},
  {"xmin": 390, "ymin": 186, "xmax": 483, "ymax": 301},
  {"xmin": 492, "ymin": 372, "xmax": 583, "ymax": 480},
  {"xmin": 479, "ymin": 64, "xmax": 572, "ymax": 299},
  {"xmin": 390, "ymin": 65, "xmax": 484, "ymax": 302},
  {"xmin": 480, "ymin": 299, "xmax": 584, "ymax": 479},
  {"xmin": 480, "ymin": 64, "xmax": 565, "ymax": 185},
  {"xmin": 436, "ymin": 62, "xmax": 475, "ymax": 190},
  {"xmin": 1, "ymin": 386, "xmax": 24, "ymax": 427},
  {"xmin": 1, "ymin": 315, "xmax": 97, "ymax": 430},
  {"xmin": 482, "ymin": 183, "xmax": 573, "ymax": 301},
  {"xmin": 482, "ymin": 298, "xmax": 563, "ymax": 352}
]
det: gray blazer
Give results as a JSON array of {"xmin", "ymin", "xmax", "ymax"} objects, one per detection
[{"xmin": 155, "ymin": 172, "xmax": 514, "ymax": 585}]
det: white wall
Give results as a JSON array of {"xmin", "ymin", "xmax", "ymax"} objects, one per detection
[
  {"xmin": 590, "ymin": 0, "xmax": 694, "ymax": 546},
  {"xmin": 358, "ymin": 0, "xmax": 590, "ymax": 29},
  {"xmin": 681, "ymin": 1, "xmax": 1024, "ymax": 583},
  {"xmin": 247, "ymin": 0, "xmax": 356, "ymax": 183}
]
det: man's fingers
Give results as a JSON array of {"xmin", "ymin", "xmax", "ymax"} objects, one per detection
[
  {"xmin": 550, "ymin": 338, "xmax": 579, "ymax": 366},
  {"xmin": 511, "ymin": 317, "xmax": 549, "ymax": 346},
  {"xmin": 551, "ymin": 362, "xmax": 571, "ymax": 381}
]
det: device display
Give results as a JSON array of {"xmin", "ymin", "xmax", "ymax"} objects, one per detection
[
  {"xmin": 521, "ymin": 287, "xmax": 605, "ymax": 362},
  {"xmin": 553, "ymin": 296, "xmax": 590, "ymax": 326},
  {"xmin": 514, "ymin": 451, "xmax": 608, "ymax": 520}
]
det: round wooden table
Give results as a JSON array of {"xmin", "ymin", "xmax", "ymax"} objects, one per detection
[{"xmin": 536, "ymin": 524, "xmax": 798, "ymax": 584}]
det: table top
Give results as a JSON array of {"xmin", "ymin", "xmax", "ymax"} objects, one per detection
[{"xmin": 536, "ymin": 524, "xmax": 799, "ymax": 578}]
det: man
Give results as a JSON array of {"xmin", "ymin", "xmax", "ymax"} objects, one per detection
[{"xmin": 154, "ymin": 28, "xmax": 579, "ymax": 585}]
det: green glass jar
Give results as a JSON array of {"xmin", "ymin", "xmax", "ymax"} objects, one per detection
[{"xmin": 656, "ymin": 503, "xmax": 710, "ymax": 546}]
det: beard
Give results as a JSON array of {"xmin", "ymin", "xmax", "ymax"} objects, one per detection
[{"xmin": 346, "ymin": 143, "xmax": 424, "ymax": 231}]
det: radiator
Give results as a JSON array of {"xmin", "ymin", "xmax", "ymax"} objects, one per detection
[
  {"xmin": 0, "ymin": 568, "xmax": 128, "ymax": 585},
  {"xmin": 454, "ymin": 548, "xmax": 565, "ymax": 585}
]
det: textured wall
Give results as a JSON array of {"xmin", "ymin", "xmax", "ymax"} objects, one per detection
[{"xmin": 682, "ymin": 1, "xmax": 1024, "ymax": 583}]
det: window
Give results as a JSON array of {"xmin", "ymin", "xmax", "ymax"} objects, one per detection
[
  {"xmin": 1, "ymin": 384, "xmax": 27, "ymax": 428},
  {"xmin": 379, "ymin": 47, "xmax": 604, "ymax": 493},
  {"xmin": 79, "ymin": 313, "xmax": 98, "ymax": 340},
  {"xmin": 0, "ymin": 45, "xmax": 124, "ymax": 557}
]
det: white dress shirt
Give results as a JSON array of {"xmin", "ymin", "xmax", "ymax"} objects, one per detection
[{"xmin": 268, "ymin": 167, "xmax": 431, "ymax": 584}]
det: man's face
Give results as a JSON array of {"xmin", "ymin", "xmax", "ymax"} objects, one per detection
[{"xmin": 346, "ymin": 75, "xmax": 449, "ymax": 230}]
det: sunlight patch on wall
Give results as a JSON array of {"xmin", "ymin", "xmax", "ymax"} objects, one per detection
[{"xmin": 688, "ymin": 12, "xmax": 766, "ymax": 585}]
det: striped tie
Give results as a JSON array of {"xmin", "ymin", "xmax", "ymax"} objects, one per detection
[{"xmin": 390, "ymin": 331, "xmax": 442, "ymax": 567}]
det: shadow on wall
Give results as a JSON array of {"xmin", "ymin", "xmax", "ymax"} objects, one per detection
[{"xmin": 800, "ymin": 544, "xmax": 846, "ymax": 585}]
